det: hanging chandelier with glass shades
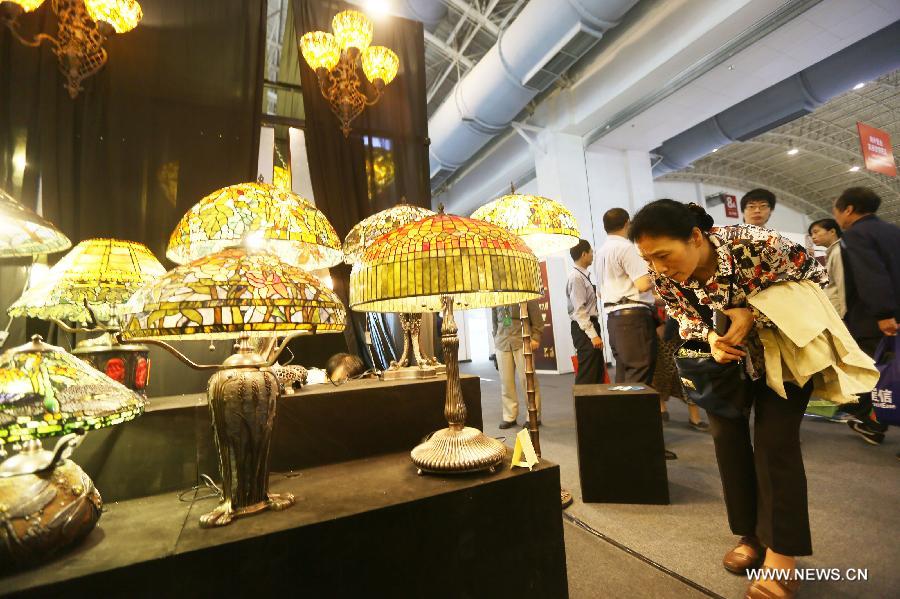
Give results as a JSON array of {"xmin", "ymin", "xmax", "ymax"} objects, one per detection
[
  {"xmin": 300, "ymin": 9, "xmax": 399, "ymax": 137},
  {"xmin": 0, "ymin": 0, "xmax": 142, "ymax": 98}
]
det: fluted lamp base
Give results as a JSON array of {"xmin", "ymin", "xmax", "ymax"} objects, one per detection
[{"xmin": 411, "ymin": 426, "xmax": 506, "ymax": 474}]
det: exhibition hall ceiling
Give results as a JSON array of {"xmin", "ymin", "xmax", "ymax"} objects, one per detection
[{"xmin": 659, "ymin": 70, "xmax": 900, "ymax": 224}]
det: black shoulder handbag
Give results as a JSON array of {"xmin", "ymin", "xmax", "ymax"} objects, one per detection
[{"xmin": 673, "ymin": 279, "xmax": 751, "ymax": 419}]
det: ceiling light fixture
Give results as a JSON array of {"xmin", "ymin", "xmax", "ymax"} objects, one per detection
[
  {"xmin": 787, "ymin": 148, "xmax": 799, "ymax": 156},
  {"xmin": 849, "ymin": 165, "xmax": 860, "ymax": 172},
  {"xmin": 711, "ymin": 147, "xmax": 719, "ymax": 153},
  {"xmin": 853, "ymin": 82, "xmax": 865, "ymax": 90}
]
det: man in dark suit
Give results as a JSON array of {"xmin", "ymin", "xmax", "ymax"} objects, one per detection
[{"xmin": 833, "ymin": 187, "xmax": 900, "ymax": 445}]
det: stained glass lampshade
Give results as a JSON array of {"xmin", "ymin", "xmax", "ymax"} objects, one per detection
[
  {"xmin": 8, "ymin": 238, "xmax": 166, "ymax": 326},
  {"xmin": 0, "ymin": 189, "xmax": 71, "ymax": 258},
  {"xmin": 122, "ymin": 247, "xmax": 346, "ymax": 340},
  {"xmin": 350, "ymin": 213, "xmax": 542, "ymax": 313},
  {"xmin": 167, "ymin": 182, "xmax": 343, "ymax": 271},
  {"xmin": 300, "ymin": 31, "xmax": 340, "ymax": 71},
  {"xmin": 471, "ymin": 193, "xmax": 580, "ymax": 257},
  {"xmin": 4, "ymin": 0, "xmax": 45, "ymax": 13},
  {"xmin": 343, "ymin": 204, "xmax": 435, "ymax": 265},
  {"xmin": 83, "ymin": 0, "xmax": 143, "ymax": 34},
  {"xmin": 0, "ymin": 336, "xmax": 144, "ymax": 445},
  {"xmin": 361, "ymin": 46, "xmax": 399, "ymax": 85},
  {"xmin": 332, "ymin": 9, "xmax": 372, "ymax": 52}
]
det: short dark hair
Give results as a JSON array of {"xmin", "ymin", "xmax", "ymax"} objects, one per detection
[
  {"xmin": 628, "ymin": 200, "xmax": 714, "ymax": 242},
  {"xmin": 835, "ymin": 187, "xmax": 881, "ymax": 215},
  {"xmin": 326, "ymin": 353, "xmax": 365, "ymax": 382},
  {"xmin": 740, "ymin": 188, "xmax": 776, "ymax": 212},
  {"xmin": 570, "ymin": 239, "xmax": 591, "ymax": 261},
  {"xmin": 602, "ymin": 208, "xmax": 630, "ymax": 233},
  {"xmin": 808, "ymin": 218, "xmax": 842, "ymax": 238}
]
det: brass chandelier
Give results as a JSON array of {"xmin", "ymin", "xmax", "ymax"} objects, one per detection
[
  {"xmin": 0, "ymin": 0, "xmax": 142, "ymax": 98},
  {"xmin": 300, "ymin": 9, "xmax": 399, "ymax": 137}
]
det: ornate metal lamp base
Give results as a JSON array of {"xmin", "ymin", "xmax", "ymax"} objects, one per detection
[
  {"xmin": 200, "ymin": 492, "xmax": 296, "ymax": 528},
  {"xmin": 411, "ymin": 426, "xmax": 506, "ymax": 474},
  {"xmin": 382, "ymin": 365, "xmax": 437, "ymax": 380}
]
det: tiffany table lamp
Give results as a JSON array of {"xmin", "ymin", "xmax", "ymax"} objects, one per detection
[
  {"xmin": 7, "ymin": 238, "xmax": 167, "ymax": 393},
  {"xmin": 350, "ymin": 210, "xmax": 541, "ymax": 473},
  {"xmin": 343, "ymin": 202, "xmax": 442, "ymax": 379},
  {"xmin": 472, "ymin": 188, "xmax": 580, "ymax": 455},
  {"xmin": 0, "ymin": 335, "xmax": 144, "ymax": 571},
  {"xmin": 121, "ymin": 247, "xmax": 346, "ymax": 527},
  {"xmin": 0, "ymin": 188, "xmax": 71, "ymax": 259}
]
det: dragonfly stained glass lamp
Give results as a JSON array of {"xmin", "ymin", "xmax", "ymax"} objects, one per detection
[
  {"xmin": 343, "ymin": 202, "xmax": 442, "ymax": 379},
  {"xmin": 7, "ymin": 238, "xmax": 167, "ymax": 393},
  {"xmin": 350, "ymin": 210, "xmax": 541, "ymax": 473},
  {"xmin": 0, "ymin": 335, "xmax": 144, "ymax": 571},
  {"xmin": 120, "ymin": 247, "xmax": 346, "ymax": 527}
]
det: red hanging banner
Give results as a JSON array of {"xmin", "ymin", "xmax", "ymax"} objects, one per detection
[
  {"xmin": 857, "ymin": 122, "xmax": 896, "ymax": 177},
  {"xmin": 723, "ymin": 194, "xmax": 738, "ymax": 218}
]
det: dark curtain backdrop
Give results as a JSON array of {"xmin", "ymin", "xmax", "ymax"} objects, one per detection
[
  {"xmin": 293, "ymin": 0, "xmax": 430, "ymax": 368},
  {"xmin": 0, "ymin": 0, "xmax": 266, "ymax": 395}
]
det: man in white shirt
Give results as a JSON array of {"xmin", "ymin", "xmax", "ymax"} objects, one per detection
[
  {"xmin": 566, "ymin": 239, "xmax": 606, "ymax": 384},
  {"xmin": 808, "ymin": 218, "xmax": 846, "ymax": 317},
  {"xmin": 597, "ymin": 208, "xmax": 657, "ymax": 383}
]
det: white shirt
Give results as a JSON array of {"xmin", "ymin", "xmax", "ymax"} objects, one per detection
[
  {"xmin": 567, "ymin": 265, "xmax": 599, "ymax": 339},
  {"xmin": 596, "ymin": 234, "xmax": 655, "ymax": 312}
]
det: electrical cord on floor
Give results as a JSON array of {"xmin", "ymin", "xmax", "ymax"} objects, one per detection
[{"xmin": 178, "ymin": 474, "xmax": 223, "ymax": 502}]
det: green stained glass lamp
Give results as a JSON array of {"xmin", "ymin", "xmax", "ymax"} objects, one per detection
[
  {"xmin": 0, "ymin": 188, "xmax": 71, "ymax": 259},
  {"xmin": 121, "ymin": 246, "xmax": 346, "ymax": 527},
  {"xmin": 0, "ymin": 335, "xmax": 144, "ymax": 571},
  {"xmin": 350, "ymin": 210, "xmax": 541, "ymax": 473}
]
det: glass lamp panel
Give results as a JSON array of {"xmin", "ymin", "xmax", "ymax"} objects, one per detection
[
  {"xmin": 0, "ymin": 337, "xmax": 144, "ymax": 445},
  {"xmin": 471, "ymin": 193, "xmax": 580, "ymax": 258},
  {"xmin": 361, "ymin": 46, "xmax": 399, "ymax": 85},
  {"xmin": 331, "ymin": 10, "xmax": 373, "ymax": 52},
  {"xmin": 349, "ymin": 214, "xmax": 542, "ymax": 313},
  {"xmin": 300, "ymin": 31, "xmax": 340, "ymax": 71},
  {"xmin": 0, "ymin": 188, "xmax": 71, "ymax": 258},
  {"xmin": 83, "ymin": 0, "xmax": 143, "ymax": 33},
  {"xmin": 7, "ymin": 0, "xmax": 45, "ymax": 12},
  {"xmin": 7, "ymin": 238, "xmax": 166, "ymax": 325},
  {"xmin": 343, "ymin": 204, "xmax": 434, "ymax": 264},
  {"xmin": 122, "ymin": 247, "xmax": 347, "ymax": 340},
  {"xmin": 166, "ymin": 182, "xmax": 342, "ymax": 270}
]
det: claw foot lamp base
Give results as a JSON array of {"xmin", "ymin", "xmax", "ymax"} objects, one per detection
[
  {"xmin": 382, "ymin": 365, "xmax": 437, "ymax": 380},
  {"xmin": 200, "ymin": 492, "xmax": 296, "ymax": 528},
  {"xmin": 411, "ymin": 426, "xmax": 506, "ymax": 474}
]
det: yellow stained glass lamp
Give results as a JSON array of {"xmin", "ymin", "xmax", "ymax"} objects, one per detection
[
  {"xmin": 472, "ymin": 189, "xmax": 581, "ymax": 458},
  {"xmin": 83, "ymin": 0, "xmax": 142, "ymax": 34},
  {"xmin": 350, "ymin": 211, "xmax": 541, "ymax": 473},
  {"xmin": 331, "ymin": 9, "xmax": 372, "ymax": 52},
  {"xmin": 361, "ymin": 46, "xmax": 399, "ymax": 86},
  {"xmin": 344, "ymin": 203, "xmax": 438, "ymax": 379},
  {"xmin": 0, "ymin": 335, "xmax": 144, "ymax": 571},
  {"xmin": 166, "ymin": 182, "xmax": 342, "ymax": 271},
  {"xmin": 0, "ymin": 188, "xmax": 71, "ymax": 258},
  {"xmin": 121, "ymin": 247, "xmax": 346, "ymax": 527}
]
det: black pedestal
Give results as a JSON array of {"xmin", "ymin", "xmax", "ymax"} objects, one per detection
[
  {"xmin": 573, "ymin": 383, "xmax": 669, "ymax": 504},
  {"xmin": 1, "ymin": 453, "xmax": 568, "ymax": 599}
]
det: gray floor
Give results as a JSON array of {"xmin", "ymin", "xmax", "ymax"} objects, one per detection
[{"xmin": 465, "ymin": 361, "xmax": 900, "ymax": 599}]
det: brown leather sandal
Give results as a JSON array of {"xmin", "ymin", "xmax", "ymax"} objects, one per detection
[
  {"xmin": 723, "ymin": 536, "xmax": 764, "ymax": 574},
  {"xmin": 744, "ymin": 571, "xmax": 800, "ymax": 598}
]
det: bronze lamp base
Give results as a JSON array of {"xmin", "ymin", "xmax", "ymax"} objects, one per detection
[{"xmin": 411, "ymin": 426, "xmax": 505, "ymax": 474}]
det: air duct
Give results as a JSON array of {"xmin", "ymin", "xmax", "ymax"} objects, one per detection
[
  {"xmin": 652, "ymin": 20, "xmax": 900, "ymax": 176},
  {"xmin": 346, "ymin": 0, "xmax": 446, "ymax": 31},
  {"xmin": 428, "ymin": 0, "xmax": 639, "ymax": 184}
]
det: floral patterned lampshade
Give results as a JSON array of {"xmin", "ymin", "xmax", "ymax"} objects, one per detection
[
  {"xmin": 0, "ymin": 336, "xmax": 144, "ymax": 445},
  {"xmin": 471, "ymin": 193, "xmax": 580, "ymax": 258},
  {"xmin": 343, "ymin": 204, "xmax": 435, "ymax": 265},
  {"xmin": 8, "ymin": 238, "xmax": 166, "ymax": 326},
  {"xmin": 0, "ymin": 188, "xmax": 71, "ymax": 259},
  {"xmin": 121, "ymin": 247, "xmax": 346, "ymax": 340},
  {"xmin": 349, "ymin": 213, "xmax": 542, "ymax": 313},
  {"xmin": 166, "ymin": 182, "xmax": 343, "ymax": 271},
  {"xmin": 331, "ymin": 9, "xmax": 373, "ymax": 52},
  {"xmin": 83, "ymin": 0, "xmax": 143, "ymax": 34},
  {"xmin": 361, "ymin": 46, "xmax": 399, "ymax": 85}
]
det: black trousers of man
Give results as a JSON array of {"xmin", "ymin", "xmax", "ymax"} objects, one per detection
[
  {"xmin": 571, "ymin": 317, "xmax": 606, "ymax": 385},
  {"xmin": 706, "ymin": 378, "xmax": 813, "ymax": 556},
  {"xmin": 847, "ymin": 335, "xmax": 888, "ymax": 429},
  {"xmin": 607, "ymin": 307, "xmax": 657, "ymax": 384}
]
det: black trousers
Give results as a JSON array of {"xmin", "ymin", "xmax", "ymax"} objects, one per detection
[
  {"xmin": 707, "ymin": 378, "xmax": 813, "ymax": 556},
  {"xmin": 848, "ymin": 336, "xmax": 883, "ymax": 421},
  {"xmin": 607, "ymin": 308, "xmax": 657, "ymax": 384},
  {"xmin": 571, "ymin": 318, "xmax": 606, "ymax": 385}
]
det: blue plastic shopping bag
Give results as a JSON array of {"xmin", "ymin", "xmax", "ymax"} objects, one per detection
[{"xmin": 872, "ymin": 336, "xmax": 900, "ymax": 426}]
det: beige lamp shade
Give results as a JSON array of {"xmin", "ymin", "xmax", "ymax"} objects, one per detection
[
  {"xmin": 0, "ymin": 189, "xmax": 71, "ymax": 259},
  {"xmin": 471, "ymin": 193, "xmax": 580, "ymax": 257},
  {"xmin": 8, "ymin": 238, "xmax": 166, "ymax": 325},
  {"xmin": 121, "ymin": 247, "xmax": 346, "ymax": 340},
  {"xmin": 349, "ymin": 213, "xmax": 542, "ymax": 313},
  {"xmin": 342, "ymin": 204, "xmax": 435, "ymax": 265},
  {"xmin": 166, "ymin": 182, "xmax": 343, "ymax": 270},
  {"xmin": 0, "ymin": 336, "xmax": 144, "ymax": 445}
]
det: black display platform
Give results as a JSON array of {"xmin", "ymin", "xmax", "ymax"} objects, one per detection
[
  {"xmin": 70, "ymin": 375, "xmax": 482, "ymax": 502},
  {"xmin": 573, "ymin": 383, "xmax": 669, "ymax": 504},
  {"xmin": 1, "ymin": 452, "xmax": 568, "ymax": 598}
]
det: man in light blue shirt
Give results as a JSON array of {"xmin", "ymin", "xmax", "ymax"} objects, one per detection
[{"xmin": 567, "ymin": 239, "xmax": 605, "ymax": 384}]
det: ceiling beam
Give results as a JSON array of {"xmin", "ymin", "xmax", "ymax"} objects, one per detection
[
  {"xmin": 442, "ymin": 0, "xmax": 501, "ymax": 37},
  {"xmin": 424, "ymin": 30, "xmax": 475, "ymax": 69}
]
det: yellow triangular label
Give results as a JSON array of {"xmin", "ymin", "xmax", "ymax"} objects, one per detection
[{"xmin": 510, "ymin": 427, "xmax": 539, "ymax": 470}]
